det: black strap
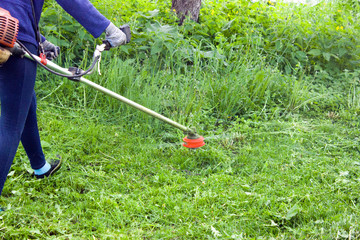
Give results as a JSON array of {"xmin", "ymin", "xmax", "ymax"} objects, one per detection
[{"xmin": 30, "ymin": 0, "xmax": 43, "ymax": 54}]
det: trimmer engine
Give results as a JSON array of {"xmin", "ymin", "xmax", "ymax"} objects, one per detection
[
  {"xmin": 0, "ymin": 7, "xmax": 19, "ymax": 65},
  {"xmin": 0, "ymin": 7, "xmax": 19, "ymax": 48}
]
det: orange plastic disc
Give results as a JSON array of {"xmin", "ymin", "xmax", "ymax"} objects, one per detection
[{"xmin": 183, "ymin": 136, "xmax": 205, "ymax": 149}]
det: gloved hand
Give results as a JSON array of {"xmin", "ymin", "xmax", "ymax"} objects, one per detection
[
  {"xmin": 105, "ymin": 22, "xmax": 128, "ymax": 48},
  {"xmin": 41, "ymin": 40, "xmax": 60, "ymax": 60}
]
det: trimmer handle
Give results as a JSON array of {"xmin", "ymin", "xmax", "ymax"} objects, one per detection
[{"xmin": 103, "ymin": 24, "xmax": 131, "ymax": 51}]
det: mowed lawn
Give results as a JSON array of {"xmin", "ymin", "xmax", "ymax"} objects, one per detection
[{"xmin": 0, "ymin": 104, "xmax": 359, "ymax": 239}]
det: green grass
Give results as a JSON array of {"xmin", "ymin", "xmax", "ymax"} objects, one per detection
[
  {"xmin": 1, "ymin": 0, "xmax": 360, "ymax": 238},
  {"xmin": 1, "ymin": 103, "xmax": 360, "ymax": 239}
]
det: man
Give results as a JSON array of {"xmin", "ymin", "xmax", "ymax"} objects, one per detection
[{"xmin": 0, "ymin": 0, "xmax": 129, "ymax": 211}]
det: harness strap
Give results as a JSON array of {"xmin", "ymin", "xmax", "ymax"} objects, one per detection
[{"xmin": 29, "ymin": 0, "xmax": 44, "ymax": 55}]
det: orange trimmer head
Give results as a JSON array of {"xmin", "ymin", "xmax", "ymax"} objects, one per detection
[{"xmin": 183, "ymin": 134, "xmax": 205, "ymax": 149}]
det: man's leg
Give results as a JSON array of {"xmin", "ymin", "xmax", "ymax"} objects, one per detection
[
  {"xmin": 21, "ymin": 92, "xmax": 47, "ymax": 170},
  {"xmin": 0, "ymin": 43, "xmax": 38, "ymax": 195}
]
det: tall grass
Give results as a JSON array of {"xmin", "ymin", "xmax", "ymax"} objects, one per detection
[{"xmin": 36, "ymin": 45, "xmax": 316, "ymax": 138}]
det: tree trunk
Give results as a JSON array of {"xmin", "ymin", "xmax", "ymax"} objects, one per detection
[{"xmin": 171, "ymin": 0, "xmax": 201, "ymax": 25}]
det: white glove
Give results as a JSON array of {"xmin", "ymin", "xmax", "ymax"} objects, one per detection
[{"xmin": 105, "ymin": 22, "xmax": 127, "ymax": 48}]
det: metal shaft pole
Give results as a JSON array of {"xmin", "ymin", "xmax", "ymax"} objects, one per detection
[{"xmin": 24, "ymin": 53, "xmax": 192, "ymax": 133}]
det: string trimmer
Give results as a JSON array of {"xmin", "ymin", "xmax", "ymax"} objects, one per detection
[{"xmin": 0, "ymin": 7, "xmax": 205, "ymax": 149}]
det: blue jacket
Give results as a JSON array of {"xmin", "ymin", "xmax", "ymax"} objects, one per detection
[{"xmin": 0, "ymin": 0, "xmax": 110, "ymax": 47}]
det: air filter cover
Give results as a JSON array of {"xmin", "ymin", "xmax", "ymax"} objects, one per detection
[{"xmin": 0, "ymin": 7, "xmax": 19, "ymax": 48}]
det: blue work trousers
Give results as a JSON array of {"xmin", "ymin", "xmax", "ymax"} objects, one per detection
[{"xmin": 0, "ymin": 42, "xmax": 46, "ymax": 195}]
